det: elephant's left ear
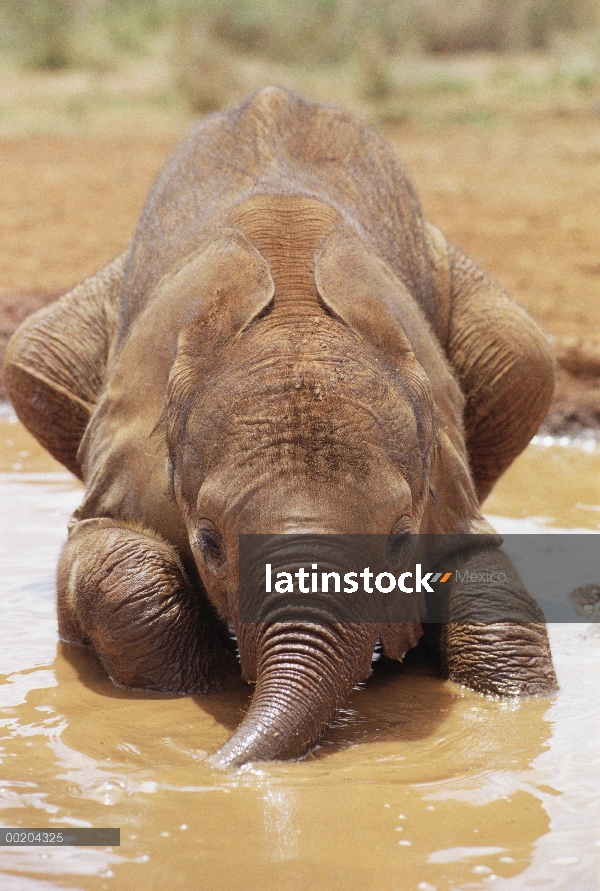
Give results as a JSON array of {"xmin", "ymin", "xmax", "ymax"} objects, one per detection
[
  {"xmin": 315, "ymin": 226, "xmax": 416, "ymax": 361},
  {"xmin": 315, "ymin": 225, "xmax": 463, "ymax": 428},
  {"xmin": 316, "ymin": 225, "xmax": 489, "ymax": 537}
]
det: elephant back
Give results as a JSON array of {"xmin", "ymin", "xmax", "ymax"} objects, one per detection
[{"xmin": 118, "ymin": 87, "xmax": 438, "ymax": 342}]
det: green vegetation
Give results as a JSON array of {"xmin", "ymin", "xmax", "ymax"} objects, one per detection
[
  {"xmin": 2, "ymin": 0, "xmax": 599, "ymax": 71},
  {"xmin": 0, "ymin": 0, "xmax": 599, "ymax": 131}
]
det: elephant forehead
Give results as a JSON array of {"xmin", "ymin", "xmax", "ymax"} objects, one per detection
[
  {"xmin": 201, "ymin": 316, "xmax": 427, "ymax": 419},
  {"xmin": 177, "ymin": 353, "xmax": 429, "ymax": 494},
  {"xmin": 196, "ymin": 463, "xmax": 414, "ymax": 534}
]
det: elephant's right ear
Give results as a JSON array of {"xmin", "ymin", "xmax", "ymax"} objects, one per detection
[
  {"xmin": 168, "ymin": 229, "xmax": 275, "ymax": 377},
  {"xmin": 164, "ymin": 227, "xmax": 275, "ymax": 351},
  {"xmin": 165, "ymin": 228, "xmax": 274, "ymax": 409}
]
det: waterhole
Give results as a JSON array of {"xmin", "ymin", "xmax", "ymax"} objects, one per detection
[{"xmin": 0, "ymin": 409, "xmax": 598, "ymax": 891}]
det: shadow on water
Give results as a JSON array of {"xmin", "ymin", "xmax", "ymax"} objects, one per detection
[
  {"xmin": 59, "ymin": 639, "xmax": 253, "ymax": 734},
  {"xmin": 59, "ymin": 633, "xmax": 457, "ymax": 752},
  {"xmin": 59, "ymin": 626, "xmax": 553, "ymax": 762}
]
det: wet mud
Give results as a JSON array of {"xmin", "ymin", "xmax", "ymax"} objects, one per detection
[{"xmin": 0, "ymin": 413, "xmax": 599, "ymax": 890}]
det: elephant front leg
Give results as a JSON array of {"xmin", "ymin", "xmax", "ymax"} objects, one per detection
[
  {"xmin": 433, "ymin": 547, "xmax": 558, "ymax": 696},
  {"xmin": 57, "ymin": 519, "xmax": 238, "ymax": 693}
]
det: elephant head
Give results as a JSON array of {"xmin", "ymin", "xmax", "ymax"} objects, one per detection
[{"xmin": 161, "ymin": 205, "xmax": 484, "ymax": 768}]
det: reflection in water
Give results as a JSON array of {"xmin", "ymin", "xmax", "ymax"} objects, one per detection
[
  {"xmin": 0, "ymin": 416, "xmax": 599, "ymax": 890},
  {"xmin": 262, "ymin": 787, "xmax": 299, "ymax": 862}
]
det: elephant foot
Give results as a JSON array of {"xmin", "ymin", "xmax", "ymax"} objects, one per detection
[
  {"xmin": 57, "ymin": 518, "xmax": 238, "ymax": 694},
  {"xmin": 434, "ymin": 547, "xmax": 558, "ymax": 696}
]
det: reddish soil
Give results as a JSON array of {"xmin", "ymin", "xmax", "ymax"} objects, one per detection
[{"xmin": 1, "ymin": 118, "xmax": 599, "ymax": 430}]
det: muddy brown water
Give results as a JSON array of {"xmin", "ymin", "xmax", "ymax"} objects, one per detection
[{"xmin": 0, "ymin": 407, "xmax": 598, "ymax": 891}]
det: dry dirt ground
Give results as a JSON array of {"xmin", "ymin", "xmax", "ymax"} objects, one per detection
[{"xmin": 1, "ymin": 115, "xmax": 599, "ymax": 432}]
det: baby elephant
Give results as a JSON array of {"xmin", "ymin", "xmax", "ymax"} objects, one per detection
[{"xmin": 4, "ymin": 87, "xmax": 557, "ymax": 767}]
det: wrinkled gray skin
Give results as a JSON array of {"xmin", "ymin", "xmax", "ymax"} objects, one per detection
[{"xmin": 4, "ymin": 87, "xmax": 557, "ymax": 768}]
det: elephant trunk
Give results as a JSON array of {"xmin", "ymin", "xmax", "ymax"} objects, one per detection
[{"xmin": 210, "ymin": 622, "xmax": 378, "ymax": 768}]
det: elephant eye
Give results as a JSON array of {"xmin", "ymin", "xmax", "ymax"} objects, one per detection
[
  {"xmin": 195, "ymin": 522, "xmax": 225, "ymax": 573},
  {"xmin": 386, "ymin": 525, "xmax": 414, "ymax": 571}
]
